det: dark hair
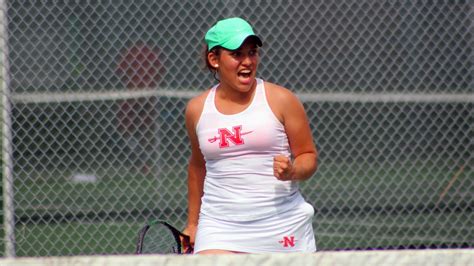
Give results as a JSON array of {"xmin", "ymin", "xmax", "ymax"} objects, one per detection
[{"xmin": 202, "ymin": 45, "xmax": 221, "ymax": 81}]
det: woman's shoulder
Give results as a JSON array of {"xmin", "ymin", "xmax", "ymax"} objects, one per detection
[
  {"xmin": 188, "ymin": 88, "xmax": 211, "ymax": 106},
  {"xmin": 262, "ymin": 81, "xmax": 301, "ymax": 122},
  {"xmin": 263, "ymin": 80, "xmax": 298, "ymax": 103},
  {"xmin": 185, "ymin": 88, "xmax": 211, "ymax": 120}
]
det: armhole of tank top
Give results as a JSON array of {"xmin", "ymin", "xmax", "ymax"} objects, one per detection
[
  {"xmin": 261, "ymin": 81, "xmax": 290, "ymax": 155},
  {"xmin": 261, "ymin": 81, "xmax": 285, "ymax": 128},
  {"xmin": 195, "ymin": 86, "xmax": 216, "ymax": 131}
]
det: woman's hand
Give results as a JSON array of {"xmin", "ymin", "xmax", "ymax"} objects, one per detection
[
  {"xmin": 181, "ymin": 224, "xmax": 197, "ymax": 254},
  {"xmin": 273, "ymin": 155, "xmax": 294, "ymax": 181}
]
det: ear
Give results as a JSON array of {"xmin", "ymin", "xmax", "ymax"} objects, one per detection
[{"xmin": 207, "ymin": 51, "xmax": 219, "ymax": 68}]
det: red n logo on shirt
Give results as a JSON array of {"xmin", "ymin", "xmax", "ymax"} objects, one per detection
[
  {"xmin": 218, "ymin": 125, "xmax": 245, "ymax": 148},
  {"xmin": 279, "ymin": 236, "xmax": 296, "ymax": 247}
]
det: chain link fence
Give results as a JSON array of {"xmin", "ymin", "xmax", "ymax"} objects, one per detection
[{"xmin": 1, "ymin": 0, "xmax": 472, "ymax": 257}]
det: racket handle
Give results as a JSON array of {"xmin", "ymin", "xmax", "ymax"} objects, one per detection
[{"xmin": 181, "ymin": 234, "xmax": 193, "ymax": 254}]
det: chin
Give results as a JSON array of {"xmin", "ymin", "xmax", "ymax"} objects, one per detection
[
  {"xmin": 237, "ymin": 82, "xmax": 255, "ymax": 93},
  {"xmin": 239, "ymin": 77, "xmax": 256, "ymax": 87}
]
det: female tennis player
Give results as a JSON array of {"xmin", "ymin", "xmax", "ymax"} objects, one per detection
[{"xmin": 183, "ymin": 17, "xmax": 318, "ymax": 254}]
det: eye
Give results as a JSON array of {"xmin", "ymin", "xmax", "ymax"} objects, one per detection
[{"xmin": 231, "ymin": 51, "xmax": 242, "ymax": 58}]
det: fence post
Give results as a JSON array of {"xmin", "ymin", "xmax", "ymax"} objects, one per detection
[{"xmin": 1, "ymin": 0, "xmax": 16, "ymax": 257}]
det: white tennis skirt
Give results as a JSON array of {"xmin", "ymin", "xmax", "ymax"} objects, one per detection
[{"xmin": 193, "ymin": 200, "xmax": 316, "ymax": 253}]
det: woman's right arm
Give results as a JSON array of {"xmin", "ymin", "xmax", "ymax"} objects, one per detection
[{"xmin": 183, "ymin": 95, "xmax": 207, "ymax": 248}]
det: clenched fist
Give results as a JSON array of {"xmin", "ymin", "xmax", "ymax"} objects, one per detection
[{"xmin": 273, "ymin": 155, "xmax": 294, "ymax": 181}]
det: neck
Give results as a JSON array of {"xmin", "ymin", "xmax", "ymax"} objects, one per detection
[{"xmin": 217, "ymin": 78, "xmax": 257, "ymax": 102}]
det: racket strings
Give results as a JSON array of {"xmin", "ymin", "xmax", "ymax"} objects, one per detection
[{"xmin": 141, "ymin": 225, "xmax": 180, "ymax": 254}]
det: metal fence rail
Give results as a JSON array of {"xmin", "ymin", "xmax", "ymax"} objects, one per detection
[{"xmin": 1, "ymin": 0, "xmax": 472, "ymax": 256}]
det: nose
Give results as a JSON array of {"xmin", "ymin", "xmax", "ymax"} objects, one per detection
[{"xmin": 241, "ymin": 53, "xmax": 253, "ymax": 66}]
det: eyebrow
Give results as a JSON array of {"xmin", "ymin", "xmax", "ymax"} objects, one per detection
[{"xmin": 233, "ymin": 46, "xmax": 259, "ymax": 52}]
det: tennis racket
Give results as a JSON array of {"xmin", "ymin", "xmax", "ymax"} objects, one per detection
[{"xmin": 135, "ymin": 220, "xmax": 193, "ymax": 254}]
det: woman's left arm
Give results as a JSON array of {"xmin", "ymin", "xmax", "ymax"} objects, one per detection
[{"xmin": 272, "ymin": 86, "xmax": 318, "ymax": 181}]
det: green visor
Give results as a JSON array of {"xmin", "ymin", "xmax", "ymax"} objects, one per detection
[{"xmin": 205, "ymin": 17, "xmax": 263, "ymax": 51}]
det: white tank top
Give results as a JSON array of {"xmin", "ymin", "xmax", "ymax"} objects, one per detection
[{"xmin": 196, "ymin": 78, "xmax": 304, "ymax": 221}]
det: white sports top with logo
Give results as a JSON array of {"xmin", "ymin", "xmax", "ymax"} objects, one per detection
[{"xmin": 196, "ymin": 78, "xmax": 305, "ymax": 221}]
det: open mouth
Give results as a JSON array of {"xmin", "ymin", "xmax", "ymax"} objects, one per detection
[{"xmin": 238, "ymin": 70, "xmax": 252, "ymax": 79}]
